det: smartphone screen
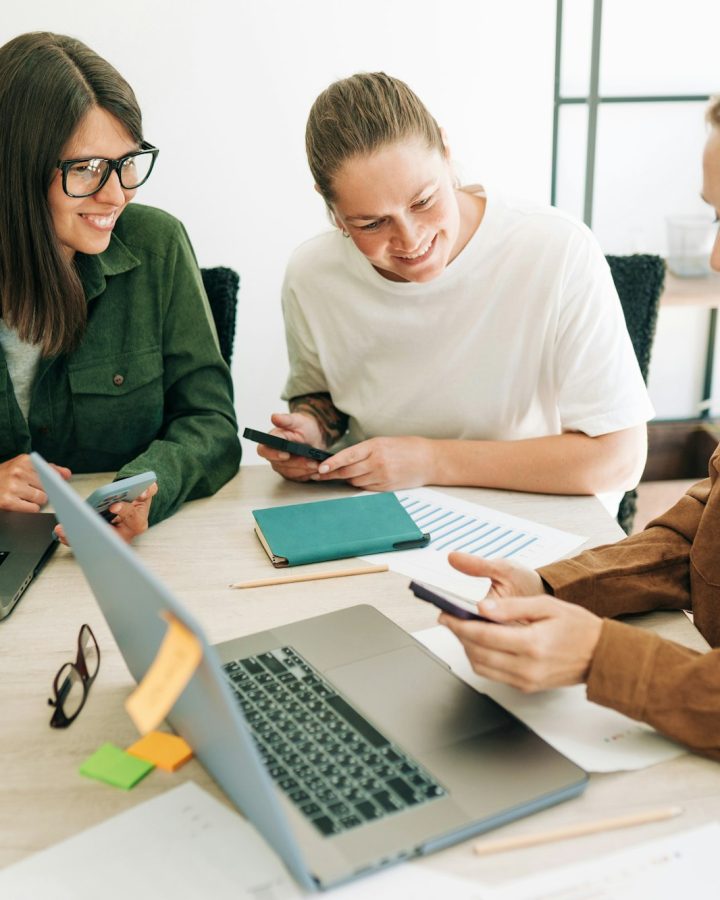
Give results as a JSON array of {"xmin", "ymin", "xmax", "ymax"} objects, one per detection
[
  {"xmin": 243, "ymin": 427, "xmax": 332, "ymax": 461},
  {"xmin": 409, "ymin": 580, "xmax": 491, "ymax": 621}
]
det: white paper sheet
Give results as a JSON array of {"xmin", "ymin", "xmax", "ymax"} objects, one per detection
[
  {"xmin": 484, "ymin": 823, "xmax": 720, "ymax": 900},
  {"xmin": 362, "ymin": 488, "xmax": 586, "ymax": 600},
  {"xmin": 0, "ymin": 782, "xmax": 297, "ymax": 900},
  {"xmin": 414, "ymin": 625, "xmax": 685, "ymax": 772}
]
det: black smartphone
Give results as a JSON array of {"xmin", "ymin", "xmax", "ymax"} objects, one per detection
[
  {"xmin": 243, "ymin": 427, "xmax": 332, "ymax": 462},
  {"xmin": 409, "ymin": 579, "xmax": 491, "ymax": 621}
]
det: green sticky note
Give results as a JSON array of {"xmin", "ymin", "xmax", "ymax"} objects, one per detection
[{"xmin": 80, "ymin": 742, "xmax": 154, "ymax": 789}]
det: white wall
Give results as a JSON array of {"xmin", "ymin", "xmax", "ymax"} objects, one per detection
[
  {"xmin": 552, "ymin": 0, "xmax": 720, "ymax": 420},
  {"xmin": 4, "ymin": 1, "xmax": 719, "ymax": 448},
  {"xmin": 2, "ymin": 0, "xmax": 556, "ymax": 459}
]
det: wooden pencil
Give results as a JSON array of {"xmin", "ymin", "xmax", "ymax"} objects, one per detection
[{"xmin": 230, "ymin": 563, "xmax": 389, "ymax": 589}]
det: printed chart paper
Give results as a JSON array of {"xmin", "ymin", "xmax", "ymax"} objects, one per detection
[{"xmin": 363, "ymin": 488, "xmax": 586, "ymax": 599}]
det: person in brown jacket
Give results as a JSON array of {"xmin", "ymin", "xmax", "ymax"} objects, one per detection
[{"xmin": 440, "ymin": 96, "xmax": 720, "ymax": 761}]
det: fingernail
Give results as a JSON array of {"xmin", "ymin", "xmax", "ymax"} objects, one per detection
[
  {"xmin": 310, "ymin": 474, "xmax": 320, "ymax": 481},
  {"xmin": 318, "ymin": 465, "xmax": 329, "ymax": 474},
  {"xmin": 480, "ymin": 598, "xmax": 497, "ymax": 611},
  {"xmin": 279, "ymin": 452, "xmax": 290, "ymax": 460}
]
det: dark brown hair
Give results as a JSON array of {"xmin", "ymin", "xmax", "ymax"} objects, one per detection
[
  {"xmin": 306, "ymin": 72, "xmax": 444, "ymax": 207},
  {"xmin": 0, "ymin": 32, "xmax": 143, "ymax": 356}
]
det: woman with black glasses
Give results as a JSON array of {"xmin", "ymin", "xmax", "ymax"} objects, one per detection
[{"xmin": 0, "ymin": 32, "xmax": 240, "ymax": 542}]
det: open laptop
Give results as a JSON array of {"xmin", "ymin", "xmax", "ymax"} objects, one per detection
[
  {"xmin": 33, "ymin": 452, "xmax": 588, "ymax": 892},
  {"xmin": 0, "ymin": 510, "xmax": 57, "ymax": 620}
]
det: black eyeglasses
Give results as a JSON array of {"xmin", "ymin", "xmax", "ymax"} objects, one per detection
[
  {"xmin": 48, "ymin": 624, "xmax": 101, "ymax": 728},
  {"xmin": 56, "ymin": 142, "xmax": 159, "ymax": 198}
]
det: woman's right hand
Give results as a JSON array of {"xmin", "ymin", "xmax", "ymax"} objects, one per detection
[
  {"xmin": 256, "ymin": 412, "xmax": 327, "ymax": 482},
  {"xmin": 448, "ymin": 551, "xmax": 546, "ymax": 598},
  {"xmin": 0, "ymin": 454, "xmax": 72, "ymax": 512}
]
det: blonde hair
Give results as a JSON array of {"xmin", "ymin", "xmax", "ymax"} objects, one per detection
[
  {"xmin": 306, "ymin": 72, "xmax": 444, "ymax": 205},
  {"xmin": 708, "ymin": 96, "xmax": 720, "ymax": 129}
]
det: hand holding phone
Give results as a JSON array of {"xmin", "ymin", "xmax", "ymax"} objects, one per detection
[
  {"xmin": 409, "ymin": 580, "xmax": 492, "ymax": 622},
  {"xmin": 85, "ymin": 471, "xmax": 157, "ymax": 522},
  {"xmin": 243, "ymin": 427, "xmax": 332, "ymax": 462}
]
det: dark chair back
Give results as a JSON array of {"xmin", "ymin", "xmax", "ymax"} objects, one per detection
[
  {"xmin": 200, "ymin": 266, "xmax": 240, "ymax": 366},
  {"xmin": 605, "ymin": 254, "xmax": 665, "ymax": 534}
]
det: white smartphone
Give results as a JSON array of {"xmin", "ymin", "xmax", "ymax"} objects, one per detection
[{"xmin": 85, "ymin": 471, "xmax": 157, "ymax": 521}]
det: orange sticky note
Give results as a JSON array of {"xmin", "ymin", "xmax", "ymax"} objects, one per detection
[
  {"xmin": 124, "ymin": 611, "xmax": 202, "ymax": 734},
  {"xmin": 126, "ymin": 731, "xmax": 194, "ymax": 772}
]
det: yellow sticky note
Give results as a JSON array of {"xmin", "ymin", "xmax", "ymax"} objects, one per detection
[
  {"xmin": 124, "ymin": 612, "xmax": 202, "ymax": 734},
  {"xmin": 127, "ymin": 731, "xmax": 194, "ymax": 772}
]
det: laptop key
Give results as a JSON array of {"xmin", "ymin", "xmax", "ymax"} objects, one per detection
[
  {"xmin": 258, "ymin": 652, "xmax": 287, "ymax": 675},
  {"xmin": 355, "ymin": 800, "xmax": 380, "ymax": 821},
  {"xmin": 374, "ymin": 790, "xmax": 401, "ymax": 813},
  {"xmin": 312, "ymin": 815, "xmax": 337, "ymax": 836},
  {"xmin": 425, "ymin": 785, "xmax": 445, "ymax": 798},
  {"xmin": 327, "ymin": 801, "xmax": 351, "ymax": 817},
  {"xmin": 388, "ymin": 777, "xmax": 420, "ymax": 806},
  {"xmin": 241, "ymin": 657, "xmax": 264, "ymax": 675},
  {"xmin": 300, "ymin": 801, "xmax": 322, "ymax": 818}
]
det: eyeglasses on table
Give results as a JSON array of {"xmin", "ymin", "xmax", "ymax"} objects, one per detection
[{"xmin": 48, "ymin": 624, "xmax": 101, "ymax": 728}]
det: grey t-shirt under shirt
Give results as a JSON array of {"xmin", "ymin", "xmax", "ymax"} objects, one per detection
[{"xmin": 0, "ymin": 321, "xmax": 42, "ymax": 420}]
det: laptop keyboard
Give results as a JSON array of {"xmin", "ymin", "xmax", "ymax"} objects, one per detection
[{"xmin": 222, "ymin": 645, "xmax": 445, "ymax": 837}]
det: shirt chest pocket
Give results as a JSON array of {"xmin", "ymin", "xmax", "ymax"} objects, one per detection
[{"xmin": 68, "ymin": 349, "xmax": 164, "ymax": 456}]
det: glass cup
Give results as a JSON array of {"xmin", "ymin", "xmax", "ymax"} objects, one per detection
[{"xmin": 666, "ymin": 215, "xmax": 716, "ymax": 277}]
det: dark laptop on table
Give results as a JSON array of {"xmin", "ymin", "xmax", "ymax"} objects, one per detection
[
  {"xmin": 33, "ymin": 452, "xmax": 587, "ymax": 892},
  {"xmin": 0, "ymin": 510, "xmax": 57, "ymax": 620}
]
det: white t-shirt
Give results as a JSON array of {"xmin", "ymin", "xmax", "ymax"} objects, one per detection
[{"xmin": 282, "ymin": 188, "xmax": 654, "ymax": 507}]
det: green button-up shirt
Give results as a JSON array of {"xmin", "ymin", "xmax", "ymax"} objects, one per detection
[{"xmin": 1, "ymin": 203, "xmax": 241, "ymax": 525}]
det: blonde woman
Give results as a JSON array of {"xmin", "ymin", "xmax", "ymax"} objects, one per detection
[{"xmin": 259, "ymin": 73, "xmax": 652, "ymax": 514}]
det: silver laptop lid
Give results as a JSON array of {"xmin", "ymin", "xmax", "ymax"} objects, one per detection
[{"xmin": 31, "ymin": 453, "xmax": 316, "ymax": 892}]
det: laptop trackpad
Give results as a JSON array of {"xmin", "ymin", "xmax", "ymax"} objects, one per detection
[{"xmin": 325, "ymin": 645, "xmax": 513, "ymax": 754}]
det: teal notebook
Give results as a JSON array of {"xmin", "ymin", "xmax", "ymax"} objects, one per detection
[{"xmin": 252, "ymin": 492, "xmax": 429, "ymax": 567}]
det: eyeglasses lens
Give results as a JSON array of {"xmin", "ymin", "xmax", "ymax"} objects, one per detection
[
  {"xmin": 65, "ymin": 159, "xmax": 109, "ymax": 197},
  {"xmin": 79, "ymin": 625, "xmax": 100, "ymax": 679},
  {"xmin": 54, "ymin": 662, "xmax": 84, "ymax": 719},
  {"xmin": 119, "ymin": 151, "xmax": 154, "ymax": 189}
]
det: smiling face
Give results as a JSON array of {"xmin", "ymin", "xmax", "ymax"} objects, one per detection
[
  {"xmin": 47, "ymin": 106, "xmax": 138, "ymax": 259},
  {"xmin": 330, "ymin": 139, "xmax": 480, "ymax": 283},
  {"xmin": 703, "ymin": 127, "xmax": 720, "ymax": 272}
]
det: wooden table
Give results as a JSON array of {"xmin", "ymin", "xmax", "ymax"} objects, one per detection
[{"xmin": 1, "ymin": 466, "xmax": 716, "ymax": 889}]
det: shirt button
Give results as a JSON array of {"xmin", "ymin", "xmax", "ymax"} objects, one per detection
[{"xmin": 113, "ymin": 374, "xmax": 125, "ymax": 386}]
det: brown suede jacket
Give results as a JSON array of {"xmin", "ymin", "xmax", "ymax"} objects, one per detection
[{"xmin": 539, "ymin": 446, "xmax": 720, "ymax": 761}]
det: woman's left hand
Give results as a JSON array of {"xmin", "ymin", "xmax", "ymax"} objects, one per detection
[
  {"xmin": 311, "ymin": 436, "xmax": 435, "ymax": 491},
  {"xmin": 55, "ymin": 482, "xmax": 159, "ymax": 546},
  {"xmin": 439, "ymin": 594, "xmax": 603, "ymax": 692}
]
